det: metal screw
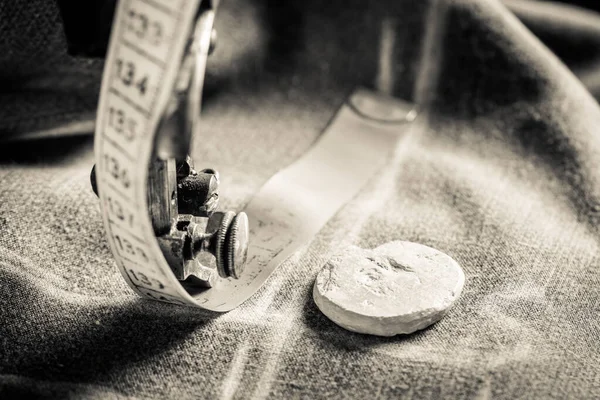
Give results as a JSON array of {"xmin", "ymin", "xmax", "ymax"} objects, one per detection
[
  {"xmin": 91, "ymin": 153, "xmax": 248, "ymax": 282},
  {"xmin": 187, "ymin": 211, "xmax": 249, "ymax": 279},
  {"xmin": 177, "ymin": 167, "xmax": 220, "ymax": 217},
  {"xmin": 91, "ymin": 159, "xmax": 220, "ymax": 219}
]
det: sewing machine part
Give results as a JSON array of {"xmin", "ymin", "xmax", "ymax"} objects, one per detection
[
  {"xmin": 93, "ymin": 0, "xmax": 417, "ymax": 310},
  {"xmin": 313, "ymin": 241, "xmax": 465, "ymax": 336},
  {"xmin": 91, "ymin": 0, "xmax": 245, "ymax": 289},
  {"xmin": 93, "ymin": 0, "xmax": 244, "ymax": 308}
]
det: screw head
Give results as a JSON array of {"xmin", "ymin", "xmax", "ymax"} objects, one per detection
[
  {"xmin": 195, "ymin": 211, "xmax": 250, "ymax": 280},
  {"xmin": 177, "ymin": 169, "xmax": 220, "ymax": 217},
  {"xmin": 226, "ymin": 212, "xmax": 249, "ymax": 279},
  {"xmin": 215, "ymin": 211, "xmax": 235, "ymax": 278}
]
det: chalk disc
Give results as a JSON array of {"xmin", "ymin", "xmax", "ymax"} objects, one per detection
[{"xmin": 313, "ymin": 241, "xmax": 465, "ymax": 336}]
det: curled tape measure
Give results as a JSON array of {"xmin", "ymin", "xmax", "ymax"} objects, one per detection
[{"xmin": 94, "ymin": 0, "xmax": 416, "ymax": 311}]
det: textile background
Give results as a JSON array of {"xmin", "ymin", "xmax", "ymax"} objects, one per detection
[{"xmin": 0, "ymin": 0, "xmax": 599, "ymax": 398}]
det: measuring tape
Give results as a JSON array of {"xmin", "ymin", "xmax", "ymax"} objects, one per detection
[{"xmin": 95, "ymin": 0, "xmax": 415, "ymax": 311}]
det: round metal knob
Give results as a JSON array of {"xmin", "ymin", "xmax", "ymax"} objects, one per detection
[{"xmin": 189, "ymin": 211, "xmax": 249, "ymax": 279}]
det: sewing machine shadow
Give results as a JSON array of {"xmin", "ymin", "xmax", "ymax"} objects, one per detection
[{"xmin": 3, "ymin": 291, "xmax": 221, "ymax": 386}]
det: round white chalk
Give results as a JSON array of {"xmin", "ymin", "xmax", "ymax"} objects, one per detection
[{"xmin": 313, "ymin": 241, "xmax": 465, "ymax": 336}]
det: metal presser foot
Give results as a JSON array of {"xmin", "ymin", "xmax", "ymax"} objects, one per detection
[
  {"xmin": 150, "ymin": 156, "xmax": 250, "ymax": 288},
  {"xmin": 90, "ymin": 155, "xmax": 249, "ymax": 288}
]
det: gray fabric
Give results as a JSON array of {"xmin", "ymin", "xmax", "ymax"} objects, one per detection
[
  {"xmin": 0, "ymin": 0, "xmax": 103, "ymax": 139},
  {"xmin": 1, "ymin": 0, "xmax": 600, "ymax": 398}
]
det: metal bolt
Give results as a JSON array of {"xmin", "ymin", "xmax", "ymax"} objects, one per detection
[
  {"xmin": 188, "ymin": 211, "xmax": 249, "ymax": 279},
  {"xmin": 177, "ymin": 167, "xmax": 219, "ymax": 217},
  {"xmin": 90, "ymin": 152, "xmax": 247, "ymax": 283},
  {"xmin": 91, "ymin": 157, "xmax": 220, "ymax": 219}
]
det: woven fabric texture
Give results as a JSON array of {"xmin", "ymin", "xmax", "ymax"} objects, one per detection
[{"xmin": 0, "ymin": 0, "xmax": 599, "ymax": 398}]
